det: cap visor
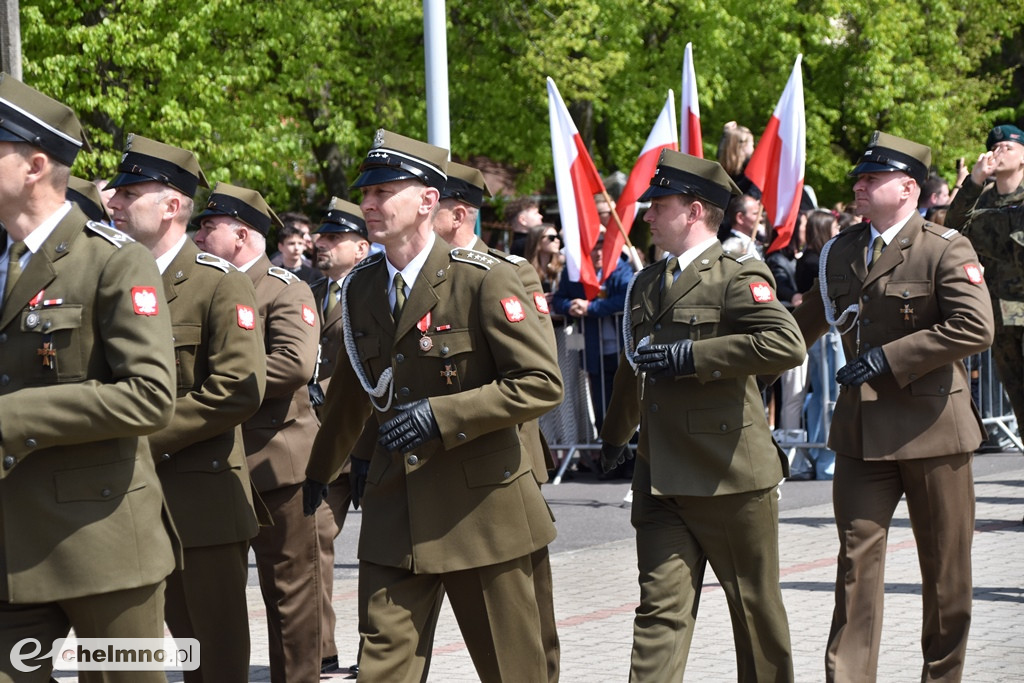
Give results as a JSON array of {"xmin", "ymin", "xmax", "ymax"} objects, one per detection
[
  {"xmin": 848, "ymin": 161, "xmax": 900, "ymax": 177},
  {"xmin": 107, "ymin": 172, "xmax": 159, "ymax": 190},
  {"xmin": 352, "ymin": 167, "xmax": 418, "ymax": 189},
  {"xmin": 0, "ymin": 128, "xmax": 27, "ymax": 144},
  {"xmin": 638, "ymin": 185, "xmax": 679, "ymax": 202}
]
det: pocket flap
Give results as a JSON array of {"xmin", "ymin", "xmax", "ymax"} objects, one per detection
[
  {"xmin": 885, "ymin": 280, "xmax": 931, "ymax": 299},
  {"xmin": 55, "ymin": 460, "xmax": 142, "ymax": 503},
  {"xmin": 22, "ymin": 305, "xmax": 83, "ymax": 333},
  {"xmin": 672, "ymin": 306, "xmax": 721, "ymax": 325}
]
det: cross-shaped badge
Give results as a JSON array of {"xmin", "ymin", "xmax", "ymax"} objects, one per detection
[
  {"xmin": 37, "ymin": 341, "xmax": 57, "ymax": 370},
  {"xmin": 441, "ymin": 362, "xmax": 457, "ymax": 385},
  {"xmin": 900, "ymin": 303, "xmax": 913, "ymax": 321}
]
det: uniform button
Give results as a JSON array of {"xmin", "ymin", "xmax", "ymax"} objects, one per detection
[
  {"xmin": 650, "ymin": 404, "xmax": 659, "ymax": 413},
  {"xmin": 939, "ymin": 386, "xmax": 947, "ymax": 394},
  {"xmin": 161, "ymin": 453, "xmax": 171, "ymax": 461},
  {"xmin": 863, "ymin": 318, "xmax": 871, "ymax": 325},
  {"xmin": 399, "ymin": 387, "xmax": 410, "ymax": 397},
  {"xmin": 24, "ymin": 438, "xmax": 37, "ymax": 449},
  {"xmin": 902, "ymin": 290, "xmax": 910, "ymax": 298},
  {"xmin": 407, "ymin": 455, "xmax": 419, "ymax": 466},
  {"xmin": 503, "ymin": 469, "xmax": 511, "ymax": 479},
  {"xmin": 456, "ymin": 432, "xmax": 466, "ymax": 441},
  {"xmin": 396, "ymin": 353, "xmax": 405, "ymax": 363},
  {"xmin": 0, "ymin": 333, "xmax": 6, "ymax": 343},
  {"xmin": 649, "ymin": 376, "xmax": 656, "ymax": 384},
  {"xmin": 42, "ymin": 321, "xmax": 52, "ymax": 331},
  {"xmin": 690, "ymin": 315, "xmax": 698, "ymax": 324},
  {"xmin": 654, "ymin": 324, "xmax": 662, "ymax": 331},
  {"xmin": 271, "ymin": 418, "xmax": 279, "ymax": 425},
  {"xmin": 720, "ymin": 423, "xmax": 728, "ymax": 432},
  {"xmin": 440, "ymin": 346, "xmax": 449, "ymax": 356},
  {"xmin": 711, "ymin": 370, "xmax": 721, "ymax": 379},
  {"xmin": 0, "ymin": 375, "xmax": 9, "ymax": 386},
  {"xmin": 211, "ymin": 460, "xmax": 220, "ymax": 469},
  {"xmin": 2, "ymin": 455, "xmax": 14, "ymax": 469},
  {"xmin": 909, "ymin": 373, "xmax": 917, "ymax": 380},
  {"xmin": 100, "ymin": 488, "xmax": 112, "ymax": 498}
]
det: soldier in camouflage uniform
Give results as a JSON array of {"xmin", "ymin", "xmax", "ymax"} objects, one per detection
[{"xmin": 947, "ymin": 124, "xmax": 1024, "ymax": 429}]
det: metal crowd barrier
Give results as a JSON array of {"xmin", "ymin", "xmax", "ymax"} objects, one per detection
[{"xmin": 539, "ymin": 320, "xmax": 1020, "ymax": 485}]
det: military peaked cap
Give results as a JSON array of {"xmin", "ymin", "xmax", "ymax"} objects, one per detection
[
  {"xmin": 196, "ymin": 182, "xmax": 283, "ymax": 236},
  {"xmin": 441, "ymin": 161, "xmax": 490, "ymax": 208},
  {"xmin": 66, "ymin": 176, "xmax": 111, "ymax": 223},
  {"xmin": 849, "ymin": 131, "xmax": 931, "ymax": 185},
  {"xmin": 353, "ymin": 129, "xmax": 448, "ymax": 191},
  {"xmin": 0, "ymin": 72, "xmax": 87, "ymax": 166},
  {"xmin": 108, "ymin": 134, "xmax": 209, "ymax": 198},
  {"xmin": 638, "ymin": 150, "xmax": 740, "ymax": 209},
  {"xmin": 315, "ymin": 197, "xmax": 367, "ymax": 238}
]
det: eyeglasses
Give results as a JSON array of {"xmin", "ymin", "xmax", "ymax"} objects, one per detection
[{"xmin": 544, "ymin": 234, "xmax": 560, "ymax": 242}]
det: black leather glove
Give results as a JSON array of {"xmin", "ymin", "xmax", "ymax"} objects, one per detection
[
  {"xmin": 302, "ymin": 477, "xmax": 329, "ymax": 516},
  {"xmin": 635, "ymin": 340, "xmax": 695, "ymax": 377},
  {"xmin": 378, "ymin": 399, "xmax": 440, "ymax": 453},
  {"xmin": 836, "ymin": 347, "xmax": 890, "ymax": 386},
  {"xmin": 349, "ymin": 458, "xmax": 370, "ymax": 510},
  {"xmin": 600, "ymin": 442, "xmax": 631, "ymax": 474}
]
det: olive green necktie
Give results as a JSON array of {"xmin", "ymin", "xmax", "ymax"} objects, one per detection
[
  {"xmin": 326, "ymin": 280, "xmax": 341, "ymax": 316},
  {"xmin": 663, "ymin": 256, "xmax": 679, "ymax": 292},
  {"xmin": 392, "ymin": 272, "xmax": 407, "ymax": 319},
  {"xmin": 4, "ymin": 241, "xmax": 28, "ymax": 302},
  {"xmin": 868, "ymin": 236, "xmax": 885, "ymax": 270}
]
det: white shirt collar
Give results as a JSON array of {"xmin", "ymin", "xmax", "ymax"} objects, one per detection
[
  {"xmin": 672, "ymin": 236, "xmax": 720, "ymax": 271},
  {"xmin": 871, "ymin": 211, "xmax": 914, "ymax": 246},
  {"xmin": 21, "ymin": 201, "xmax": 73, "ymax": 255},
  {"xmin": 155, "ymin": 234, "xmax": 188, "ymax": 274},
  {"xmin": 238, "ymin": 254, "xmax": 263, "ymax": 272},
  {"xmin": 385, "ymin": 232, "xmax": 435, "ymax": 298}
]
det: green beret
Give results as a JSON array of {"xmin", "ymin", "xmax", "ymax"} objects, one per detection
[{"xmin": 986, "ymin": 124, "xmax": 1024, "ymax": 150}]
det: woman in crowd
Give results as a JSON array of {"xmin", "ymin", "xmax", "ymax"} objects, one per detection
[{"xmin": 524, "ymin": 223, "xmax": 564, "ymax": 297}]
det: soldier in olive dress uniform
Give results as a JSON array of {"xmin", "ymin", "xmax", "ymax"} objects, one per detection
[
  {"xmin": 106, "ymin": 137, "xmax": 266, "ymax": 683},
  {"xmin": 792, "ymin": 132, "xmax": 994, "ymax": 682},
  {"xmin": 307, "ymin": 198, "xmax": 370, "ymax": 675},
  {"xmin": 600, "ymin": 150, "xmax": 804, "ymax": 682},
  {"xmin": 304, "ymin": 130, "xmax": 563, "ymax": 683},
  {"xmin": 194, "ymin": 184, "xmax": 322, "ymax": 683},
  {"xmin": 0, "ymin": 73, "xmax": 179, "ymax": 683},
  {"xmin": 66, "ymin": 175, "xmax": 112, "ymax": 224}
]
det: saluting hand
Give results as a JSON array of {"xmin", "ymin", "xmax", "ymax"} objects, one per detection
[
  {"xmin": 378, "ymin": 399, "xmax": 440, "ymax": 453},
  {"xmin": 635, "ymin": 340, "xmax": 695, "ymax": 377},
  {"xmin": 836, "ymin": 347, "xmax": 890, "ymax": 387}
]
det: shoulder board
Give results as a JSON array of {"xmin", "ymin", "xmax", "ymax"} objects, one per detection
[
  {"xmin": 268, "ymin": 266, "xmax": 300, "ymax": 284},
  {"xmin": 722, "ymin": 250, "xmax": 754, "ymax": 263},
  {"xmin": 86, "ymin": 221, "xmax": 134, "ymax": 248},
  {"xmin": 923, "ymin": 223, "xmax": 959, "ymax": 240},
  {"xmin": 195, "ymin": 252, "xmax": 234, "ymax": 272},
  {"xmin": 450, "ymin": 248, "xmax": 499, "ymax": 270},
  {"xmin": 488, "ymin": 249, "xmax": 527, "ymax": 266},
  {"xmin": 351, "ymin": 251, "xmax": 384, "ymax": 274}
]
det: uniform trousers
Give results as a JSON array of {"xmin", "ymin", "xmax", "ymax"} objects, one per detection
[
  {"xmin": 0, "ymin": 582, "xmax": 167, "ymax": 683},
  {"xmin": 629, "ymin": 487, "xmax": 793, "ymax": 683},
  {"xmin": 989, "ymin": 314, "xmax": 1024, "ymax": 430},
  {"xmin": 250, "ymin": 483, "xmax": 322, "ymax": 683},
  {"xmin": 163, "ymin": 541, "xmax": 250, "ymax": 683},
  {"xmin": 357, "ymin": 554, "xmax": 546, "ymax": 683},
  {"xmin": 318, "ymin": 476, "xmax": 352, "ymax": 662},
  {"xmin": 828, "ymin": 452, "xmax": 974, "ymax": 683}
]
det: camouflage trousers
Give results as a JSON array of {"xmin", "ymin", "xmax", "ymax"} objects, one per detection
[{"xmin": 990, "ymin": 318, "xmax": 1024, "ymax": 430}]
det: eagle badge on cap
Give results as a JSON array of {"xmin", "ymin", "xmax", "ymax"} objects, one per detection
[{"xmin": 372, "ymin": 129, "xmax": 386, "ymax": 148}]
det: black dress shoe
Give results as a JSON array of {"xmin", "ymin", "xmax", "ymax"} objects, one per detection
[
  {"xmin": 349, "ymin": 663, "xmax": 359, "ymax": 674},
  {"xmin": 321, "ymin": 655, "xmax": 340, "ymax": 673}
]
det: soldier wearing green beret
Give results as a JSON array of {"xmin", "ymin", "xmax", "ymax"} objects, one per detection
[
  {"xmin": 600, "ymin": 149, "xmax": 803, "ymax": 682},
  {"xmin": 947, "ymin": 124, "xmax": 1024, "ymax": 431},
  {"xmin": 194, "ymin": 182, "xmax": 323, "ymax": 683},
  {"xmin": 107, "ymin": 137, "xmax": 266, "ymax": 683},
  {"xmin": 307, "ymin": 197, "xmax": 369, "ymax": 675},
  {"xmin": 304, "ymin": 130, "xmax": 563, "ymax": 682},
  {"xmin": 0, "ymin": 74, "xmax": 179, "ymax": 683},
  {"xmin": 793, "ymin": 132, "xmax": 994, "ymax": 681}
]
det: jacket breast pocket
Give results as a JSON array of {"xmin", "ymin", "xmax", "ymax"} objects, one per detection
[
  {"xmin": 172, "ymin": 323, "xmax": 202, "ymax": 393},
  {"xmin": 21, "ymin": 305, "xmax": 86, "ymax": 384},
  {"xmin": 418, "ymin": 329, "xmax": 473, "ymax": 392},
  {"xmin": 884, "ymin": 280, "xmax": 931, "ymax": 329},
  {"xmin": 671, "ymin": 306, "xmax": 721, "ymax": 341},
  {"xmin": 55, "ymin": 459, "xmax": 143, "ymax": 503}
]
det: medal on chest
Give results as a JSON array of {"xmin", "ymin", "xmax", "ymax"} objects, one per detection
[{"xmin": 417, "ymin": 311, "xmax": 433, "ymax": 351}]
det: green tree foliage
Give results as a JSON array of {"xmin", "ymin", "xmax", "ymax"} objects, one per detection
[{"xmin": 20, "ymin": 0, "xmax": 1022, "ymax": 212}]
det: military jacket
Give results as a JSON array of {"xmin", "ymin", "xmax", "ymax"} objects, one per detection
[
  {"xmin": 307, "ymin": 238, "xmax": 562, "ymax": 574},
  {"xmin": 793, "ymin": 213, "xmax": 993, "ymax": 460},
  {"xmin": 242, "ymin": 255, "xmax": 320, "ymax": 492},
  {"xmin": 150, "ymin": 240, "xmax": 265, "ymax": 547},
  {"xmin": 946, "ymin": 177, "xmax": 1024, "ymax": 307},
  {"xmin": 0, "ymin": 207, "xmax": 178, "ymax": 602},
  {"xmin": 311, "ymin": 275, "xmax": 344, "ymax": 395},
  {"xmin": 601, "ymin": 241, "xmax": 804, "ymax": 497}
]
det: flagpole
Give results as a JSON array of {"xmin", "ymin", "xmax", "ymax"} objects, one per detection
[{"xmin": 600, "ymin": 188, "xmax": 644, "ymax": 271}]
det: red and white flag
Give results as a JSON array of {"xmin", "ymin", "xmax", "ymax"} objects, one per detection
[
  {"xmin": 605, "ymin": 91, "xmax": 678, "ymax": 278},
  {"xmin": 547, "ymin": 77, "xmax": 604, "ymax": 299},
  {"xmin": 680, "ymin": 42, "xmax": 703, "ymax": 158},
  {"xmin": 744, "ymin": 54, "xmax": 805, "ymax": 254}
]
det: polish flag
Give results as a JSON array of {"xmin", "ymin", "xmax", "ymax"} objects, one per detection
[
  {"xmin": 604, "ymin": 91, "xmax": 678, "ymax": 278},
  {"xmin": 744, "ymin": 54, "xmax": 805, "ymax": 254},
  {"xmin": 548, "ymin": 77, "xmax": 604, "ymax": 299},
  {"xmin": 680, "ymin": 43, "xmax": 703, "ymax": 158}
]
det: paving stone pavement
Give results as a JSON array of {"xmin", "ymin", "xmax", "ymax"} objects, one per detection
[{"xmin": 54, "ymin": 460, "xmax": 1024, "ymax": 681}]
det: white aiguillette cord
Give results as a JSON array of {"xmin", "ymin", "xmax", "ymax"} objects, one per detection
[
  {"xmin": 341, "ymin": 268, "xmax": 394, "ymax": 412},
  {"xmin": 818, "ymin": 235, "xmax": 860, "ymax": 334}
]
